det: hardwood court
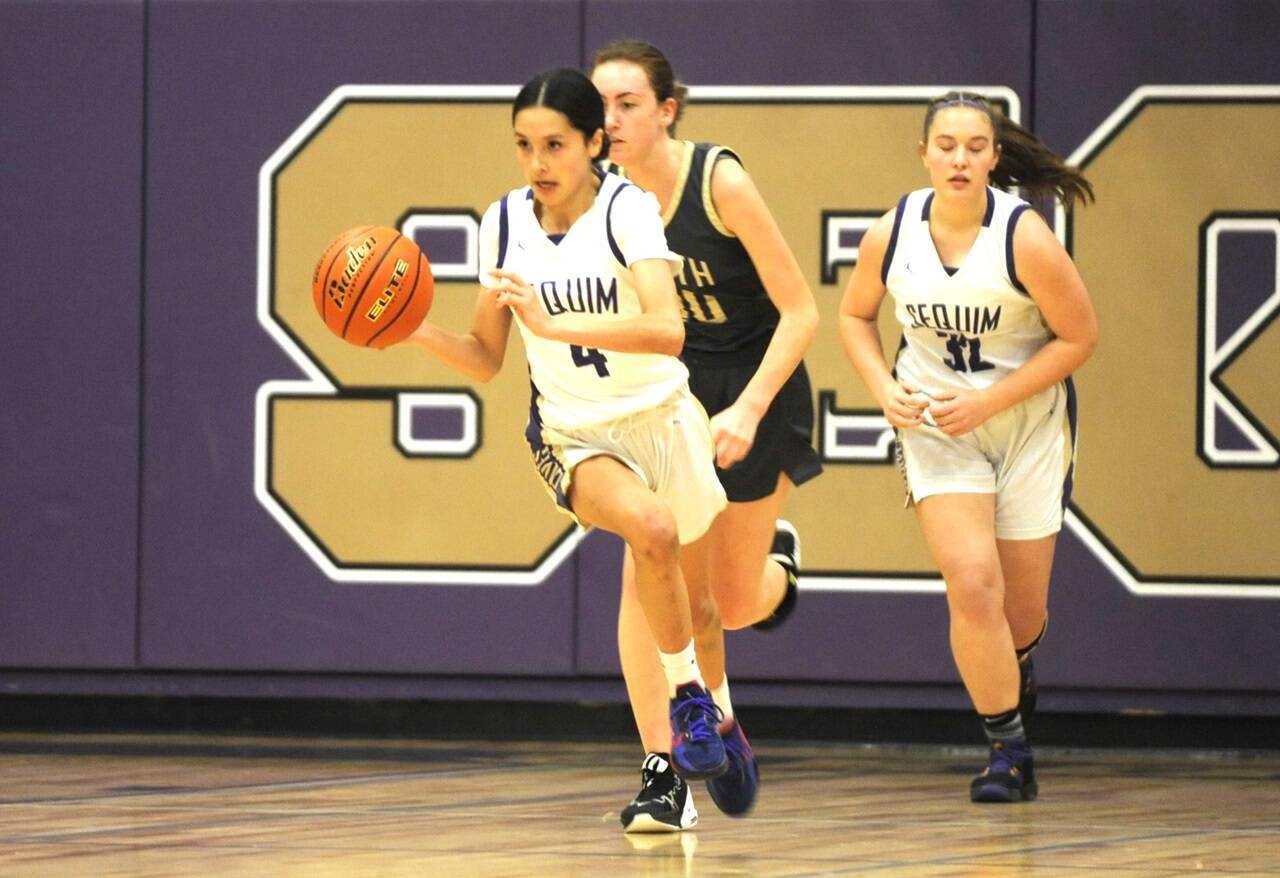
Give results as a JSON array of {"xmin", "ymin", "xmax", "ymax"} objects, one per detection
[{"xmin": 1, "ymin": 732, "xmax": 1277, "ymax": 877}]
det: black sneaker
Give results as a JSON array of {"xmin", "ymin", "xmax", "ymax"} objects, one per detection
[
  {"xmin": 1018, "ymin": 654, "xmax": 1038, "ymax": 720},
  {"xmin": 754, "ymin": 520, "xmax": 800, "ymax": 631},
  {"xmin": 970, "ymin": 737, "xmax": 1038, "ymax": 803},
  {"xmin": 621, "ymin": 752, "xmax": 698, "ymax": 833}
]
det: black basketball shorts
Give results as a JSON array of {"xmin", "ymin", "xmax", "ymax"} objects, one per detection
[{"xmin": 686, "ymin": 358, "xmax": 823, "ymax": 503}]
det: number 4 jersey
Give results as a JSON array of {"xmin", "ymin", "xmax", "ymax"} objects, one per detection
[
  {"xmin": 479, "ymin": 172, "xmax": 688, "ymax": 431},
  {"xmin": 885, "ymin": 186, "xmax": 1050, "ymax": 395}
]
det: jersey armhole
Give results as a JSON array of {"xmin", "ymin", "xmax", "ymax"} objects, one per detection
[
  {"xmin": 1006, "ymin": 203, "xmax": 1031, "ymax": 295},
  {"xmin": 703, "ymin": 145, "xmax": 742, "ymax": 238},
  {"xmin": 605, "ymin": 182, "xmax": 631, "ymax": 267},
  {"xmin": 881, "ymin": 194, "xmax": 910, "ymax": 285},
  {"xmin": 496, "ymin": 194, "xmax": 510, "ymax": 269}
]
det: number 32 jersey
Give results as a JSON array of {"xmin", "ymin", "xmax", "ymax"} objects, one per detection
[
  {"xmin": 479, "ymin": 172, "xmax": 687, "ymax": 431},
  {"xmin": 884, "ymin": 186, "xmax": 1049, "ymax": 395}
]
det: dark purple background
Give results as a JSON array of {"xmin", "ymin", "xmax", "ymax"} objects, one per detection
[
  {"xmin": 1, "ymin": 1, "xmax": 142, "ymax": 667},
  {"xmin": 2, "ymin": 0, "xmax": 1277, "ymax": 714}
]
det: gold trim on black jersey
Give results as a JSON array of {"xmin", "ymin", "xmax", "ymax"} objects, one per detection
[{"xmin": 701, "ymin": 144, "xmax": 736, "ymax": 238}]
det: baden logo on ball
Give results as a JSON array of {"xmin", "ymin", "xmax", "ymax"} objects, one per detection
[{"xmin": 312, "ymin": 225, "xmax": 434, "ymax": 349}]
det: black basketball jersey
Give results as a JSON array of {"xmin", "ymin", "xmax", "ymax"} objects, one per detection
[{"xmin": 611, "ymin": 141, "xmax": 778, "ymax": 359}]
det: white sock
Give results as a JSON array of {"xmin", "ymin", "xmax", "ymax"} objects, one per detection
[
  {"xmin": 709, "ymin": 677, "xmax": 734, "ymax": 724},
  {"xmin": 657, "ymin": 640, "xmax": 702, "ymax": 697}
]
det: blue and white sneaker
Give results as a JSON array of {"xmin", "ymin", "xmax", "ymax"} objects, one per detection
[
  {"xmin": 669, "ymin": 683, "xmax": 728, "ymax": 779},
  {"xmin": 705, "ymin": 718, "xmax": 759, "ymax": 816}
]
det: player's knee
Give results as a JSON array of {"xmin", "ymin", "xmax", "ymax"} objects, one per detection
[
  {"xmin": 688, "ymin": 589, "xmax": 721, "ymax": 636},
  {"xmin": 628, "ymin": 508, "xmax": 680, "ymax": 567},
  {"xmin": 945, "ymin": 566, "xmax": 1005, "ymax": 623}
]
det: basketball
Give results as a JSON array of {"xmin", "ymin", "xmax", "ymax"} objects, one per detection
[{"xmin": 312, "ymin": 225, "xmax": 434, "ymax": 349}]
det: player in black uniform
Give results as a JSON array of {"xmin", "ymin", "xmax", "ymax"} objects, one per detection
[{"xmin": 592, "ymin": 40, "xmax": 822, "ymax": 832}]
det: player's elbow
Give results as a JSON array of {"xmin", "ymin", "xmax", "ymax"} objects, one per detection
[
  {"xmin": 665, "ymin": 319, "xmax": 686, "ymax": 356},
  {"xmin": 468, "ymin": 349, "xmax": 505, "ymax": 383},
  {"xmin": 793, "ymin": 299, "xmax": 820, "ymax": 344},
  {"xmin": 655, "ymin": 316, "xmax": 684, "ymax": 357},
  {"xmin": 1082, "ymin": 326, "xmax": 1099, "ymax": 360},
  {"xmin": 1074, "ymin": 315, "xmax": 1100, "ymax": 363}
]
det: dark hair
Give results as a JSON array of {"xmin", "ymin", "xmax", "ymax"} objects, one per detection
[
  {"xmin": 512, "ymin": 67, "xmax": 610, "ymax": 160},
  {"xmin": 923, "ymin": 91, "xmax": 1095, "ymax": 210},
  {"xmin": 591, "ymin": 39, "xmax": 689, "ymax": 135}
]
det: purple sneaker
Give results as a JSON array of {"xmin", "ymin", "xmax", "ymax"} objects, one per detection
[
  {"xmin": 669, "ymin": 683, "xmax": 727, "ymax": 780},
  {"xmin": 970, "ymin": 737, "xmax": 1038, "ymax": 803},
  {"xmin": 705, "ymin": 718, "xmax": 759, "ymax": 816}
]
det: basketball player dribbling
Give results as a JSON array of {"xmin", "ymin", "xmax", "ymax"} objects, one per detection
[
  {"xmin": 839, "ymin": 92, "xmax": 1098, "ymax": 802},
  {"xmin": 403, "ymin": 68, "xmax": 733, "ymax": 785},
  {"xmin": 591, "ymin": 40, "xmax": 822, "ymax": 831}
]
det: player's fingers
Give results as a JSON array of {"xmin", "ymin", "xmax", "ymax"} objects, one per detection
[
  {"xmin": 716, "ymin": 444, "xmax": 743, "ymax": 468},
  {"xmin": 893, "ymin": 397, "xmax": 922, "ymax": 418},
  {"xmin": 489, "ymin": 271, "xmax": 531, "ymax": 295}
]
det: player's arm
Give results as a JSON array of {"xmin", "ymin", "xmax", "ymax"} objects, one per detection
[
  {"xmin": 838, "ymin": 210, "xmax": 927, "ymax": 428},
  {"xmin": 403, "ymin": 284, "xmax": 513, "ymax": 382},
  {"xmin": 988, "ymin": 209, "xmax": 1097, "ymax": 409},
  {"xmin": 490, "ymin": 263, "xmax": 684, "ymax": 356},
  {"xmin": 707, "ymin": 158, "xmax": 820, "ymax": 464},
  {"xmin": 402, "ymin": 199, "xmax": 517, "ymax": 380},
  {"xmin": 713, "ymin": 158, "xmax": 818, "ymax": 408}
]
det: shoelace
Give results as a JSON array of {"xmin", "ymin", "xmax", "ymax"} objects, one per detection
[
  {"xmin": 987, "ymin": 741, "xmax": 1027, "ymax": 775},
  {"xmin": 672, "ymin": 694, "xmax": 723, "ymax": 741}
]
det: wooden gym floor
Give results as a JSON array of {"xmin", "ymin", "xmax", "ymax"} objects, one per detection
[{"xmin": 0, "ymin": 732, "xmax": 1277, "ymax": 877}]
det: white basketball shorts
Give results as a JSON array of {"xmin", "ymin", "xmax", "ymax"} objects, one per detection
[
  {"xmin": 526, "ymin": 385, "xmax": 727, "ymax": 544},
  {"xmin": 896, "ymin": 381, "xmax": 1076, "ymax": 540}
]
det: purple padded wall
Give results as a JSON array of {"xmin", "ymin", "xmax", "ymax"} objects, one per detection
[
  {"xmin": 0, "ymin": 0, "xmax": 1276, "ymax": 716},
  {"xmin": 0, "ymin": 0, "xmax": 143, "ymax": 666},
  {"xmin": 136, "ymin": 0, "xmax": 584, "ymax": 673}
]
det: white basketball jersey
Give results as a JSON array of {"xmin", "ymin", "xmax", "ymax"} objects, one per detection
[
  {"xmin": 884, "ymin": 186, "xmax": 1049, "ymax": 395},
  {"xmin": 479, "ymin": 172, "xmax": 687, "ymax": 430}
]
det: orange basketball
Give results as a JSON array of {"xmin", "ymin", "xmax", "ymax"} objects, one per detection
[{"xmin": 312, "ymin": 225, "xmax": 434, "ymax": 349}]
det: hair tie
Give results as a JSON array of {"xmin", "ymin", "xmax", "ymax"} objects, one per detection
[{"xmin": 936, "ymin": 98, "xmax": 989, "ymax": 113}]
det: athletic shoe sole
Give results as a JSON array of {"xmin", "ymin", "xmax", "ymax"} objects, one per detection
[{"xmin": 623, "ymin": 811, "xmax": 697, "ymax": 833}]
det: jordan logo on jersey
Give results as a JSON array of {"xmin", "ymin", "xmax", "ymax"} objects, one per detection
[{"xmin": 538, "ymin": 277, "xmax": 619, "ymax": 316}]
